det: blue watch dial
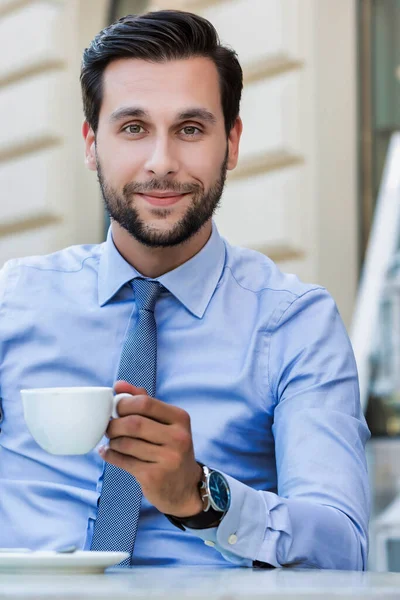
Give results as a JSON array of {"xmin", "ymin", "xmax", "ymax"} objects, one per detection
[{"xmin": 208, "ymin": 471, "xmax": 230, "ymax": 512}]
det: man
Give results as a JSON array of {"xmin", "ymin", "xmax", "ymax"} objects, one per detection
[{"xmin": 0, "ymin": 10, "xmax": 369, "ymax": 569}]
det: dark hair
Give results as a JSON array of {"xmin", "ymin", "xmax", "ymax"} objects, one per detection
[{"xmin": 80, "ymin": 10, "xmax": 243, "ymax": 135}]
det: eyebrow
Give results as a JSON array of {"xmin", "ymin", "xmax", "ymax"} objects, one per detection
[
  {"xmin": 109, "ymin": 107, "xmax": 148, "ymax": 123},
  {"xmin": 176, "ymin": 109, "xmax": 217, "ymax": 124},
  {"xmin": 109, "ymin": 106, "xmax": 217, "ymax": 125}
]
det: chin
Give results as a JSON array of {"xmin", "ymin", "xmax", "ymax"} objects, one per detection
[
  {"xmin": 144, "ymin": 215, "xmax": 179, "ymax": 229},
  {"xmin": 145, "ymin": 210, "xmax": 185, "ymax": 229}
]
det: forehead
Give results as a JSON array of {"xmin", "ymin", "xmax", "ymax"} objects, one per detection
[{"xmin": 99, "ymin": 57, "xmax": 223, "ymax": 120}]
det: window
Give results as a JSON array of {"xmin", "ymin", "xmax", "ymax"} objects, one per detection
[
  {"xmin": 109, "ymin": 0, "xmax": 149, "ymax": 22},
  {"xmin": 359, "ymin": 0, "xmax": 400, "ymax": 260}
]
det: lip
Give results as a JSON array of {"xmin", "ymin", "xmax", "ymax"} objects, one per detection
[{"xmin": 137, "ymin": 192, "xmax": 189, "ymax": 207}]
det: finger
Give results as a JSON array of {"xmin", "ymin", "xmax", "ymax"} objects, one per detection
[
  {"xmin": 106, "ymin": 414, "xmax": 168, "ymax": 445},
  {"xmin": 116, "ymin": 393, "xmax": 189, "ymax": 426},
  {"xmin": 108, "ymin": 436, "xmax": 159, "ymax": 463},
  {"xmin": 114, "ymin": 381, "xmax": 148, "ymax": 396},
  {"xmin": 99, "ymin": 445, "xmax": 138, "ymax": 474}
]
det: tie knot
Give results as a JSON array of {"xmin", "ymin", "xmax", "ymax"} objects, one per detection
[{"xmin": 132, "ymin": 278, "xmax": 162, "ymax": 313}]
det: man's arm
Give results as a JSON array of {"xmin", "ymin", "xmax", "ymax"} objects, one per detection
[
  {"xmin": 188, "ymin": 288, "xmax": 370, "ymax": 569},
  {"xmin": 102, "ymin": 288, "xmax": 370, "ymax": 569}
]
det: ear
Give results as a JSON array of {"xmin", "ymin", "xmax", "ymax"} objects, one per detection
[
  {"xmin": 226, "ymin": 116, "xmax": 243, "ymax": 171},
  {"xmin": 82, "ymin": 121, "xmax": 97, "ymax": 171}
]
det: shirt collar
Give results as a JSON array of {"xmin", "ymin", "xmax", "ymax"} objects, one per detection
[{"xmin": 98, "ymin": 221, "xmax": 226, "ymax": 319}]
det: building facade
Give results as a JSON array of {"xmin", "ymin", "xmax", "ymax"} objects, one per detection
[{"xmin": 0, "ymin": 0, "xmax": 358, "ymax": 327}]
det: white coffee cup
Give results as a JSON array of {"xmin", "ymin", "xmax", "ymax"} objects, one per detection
[{"xmin": 20, "ymin": 386, "xmax": 133, "ymax": 455}]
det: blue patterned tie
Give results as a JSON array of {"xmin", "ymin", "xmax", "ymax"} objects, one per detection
[{"xmin": 91, "ymin": 278, "xmax": 162, "ymax": 566}]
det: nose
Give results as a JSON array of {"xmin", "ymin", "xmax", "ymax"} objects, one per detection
[{"xmin": 144, "ymin": 137, "xmax": 179, "ymax": 178}]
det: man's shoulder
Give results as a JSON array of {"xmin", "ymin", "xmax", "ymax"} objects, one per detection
[
  {"xmin": 0, "ymin": 242, "xmax": 105, "ymax": 305},
  {"xmin": 3, "ymin": 242, "xmax": 104, "ymax": 275},
  {"xmin": 223, "ymin": 240, "xmax": 322, "ymax": 301}
]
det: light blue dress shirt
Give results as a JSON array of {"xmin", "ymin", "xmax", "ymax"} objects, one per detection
[{"xmin": 0, "ymin": 222, "xmax": 370, "ymax": 569}]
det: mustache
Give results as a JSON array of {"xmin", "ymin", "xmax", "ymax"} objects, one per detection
[{"xmin": 123, "ymin": 179, "xmax": 202, "ymax": 196}]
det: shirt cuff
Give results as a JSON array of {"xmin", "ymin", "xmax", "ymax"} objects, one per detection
[{"xmin": 185, "ymin": 473, "xmax": 267, "ymax": 565}]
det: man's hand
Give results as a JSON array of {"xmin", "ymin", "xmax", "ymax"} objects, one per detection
[{"xmin": 99, "ymin": 380, "xmax": 203, "ymax": 518}]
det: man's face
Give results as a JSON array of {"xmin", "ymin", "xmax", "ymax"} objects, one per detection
[{"xmin": 83, "ymin": 57, "xmax": 241, "ymax": 247}]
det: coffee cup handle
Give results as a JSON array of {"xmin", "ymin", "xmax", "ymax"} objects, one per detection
[{"xmin": 112, "ymin": 393, "xmax": 135, "ymax": 419}]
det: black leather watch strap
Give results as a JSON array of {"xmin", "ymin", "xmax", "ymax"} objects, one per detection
[
  {"xmin": 165, "ymin": 462, "xmax": 225, "ymax": 530},
  {"xmin": 165, "ymin": 505, "xmax": 224, "ymax": 531}
]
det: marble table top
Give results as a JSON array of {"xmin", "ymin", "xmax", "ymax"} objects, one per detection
[{"xmin": 1, "ymin": 567, "xmax": 400, "ymax": 600}]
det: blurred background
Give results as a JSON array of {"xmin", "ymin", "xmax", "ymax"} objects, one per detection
[{"xmin": 1, "ymin": 0, "xmax": 400, "ymax": 571}]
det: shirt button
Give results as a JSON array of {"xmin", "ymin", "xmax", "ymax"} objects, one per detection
[
  {"xmin": 228, "ymin": 534, "xmax": 238, "ymax": 545},
  {"xmin": 204, "ymin": 540, "xmax": 215, "ymax": 547}
]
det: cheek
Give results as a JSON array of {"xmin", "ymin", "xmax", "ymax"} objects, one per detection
[
  {"xmin": 96, "ymin": 129, "xmax": 147, "ymax": 178},
  {"xmin": 182, "ymin": 144, "xmax": 225, "ymax": 185},
  {"xmin": 99, "ymin": 147, "xmax": 142, "ymax": 188}
]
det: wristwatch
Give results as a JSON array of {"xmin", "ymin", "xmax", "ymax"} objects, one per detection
[{"xmin": 165, "ymin": 463, "xmax": 231, "ymax": 531}]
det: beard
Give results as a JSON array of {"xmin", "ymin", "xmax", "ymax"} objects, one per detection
[{"xmin": 97, "ymin": 150, "xmax": 228, "ymax": 248}]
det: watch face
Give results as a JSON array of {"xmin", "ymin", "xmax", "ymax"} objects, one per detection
[{"xmin": 208, "ymin": 471, "xmax": 230, "ymax": 512}]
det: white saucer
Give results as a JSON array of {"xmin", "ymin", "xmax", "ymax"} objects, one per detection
[{"xmin": 0, "ymin": 551, "xmax": 129, "ymax": 574}]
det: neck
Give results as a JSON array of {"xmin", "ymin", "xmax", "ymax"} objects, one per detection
[{"xmin": 110, "ymin": 221, "xmax": 213, "ymax": 278}]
